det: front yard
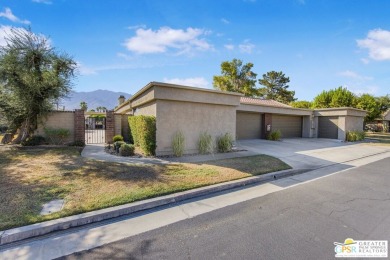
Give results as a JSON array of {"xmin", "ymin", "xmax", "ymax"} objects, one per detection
[
  {"xmin": 0, "ymin": 146, "xmax": 290, "ymax": 230},
  {"xmin": 365, "ymin": 132, "xmax": 390, "ymax": 144}
]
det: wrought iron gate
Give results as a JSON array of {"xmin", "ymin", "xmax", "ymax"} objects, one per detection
[{"xmin": 85, "ymin": 117, "xmax": 106, "ymax": 144}]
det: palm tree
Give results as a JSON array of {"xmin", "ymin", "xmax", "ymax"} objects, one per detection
[{"xmin": 80, "ymin": 101, "xmax": 88, "ymax": 111}]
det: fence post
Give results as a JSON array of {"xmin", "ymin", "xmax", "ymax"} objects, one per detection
[
  {"xmin": 105, "ymin": 110, "xmax": 115, "ymax": 144},
  {"xmin": 74, "ymin": 109, "xmax": 85, "ymax": 143}
]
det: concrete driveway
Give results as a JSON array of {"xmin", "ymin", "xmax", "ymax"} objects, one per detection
[{"xmin": 236, "ymin": 138, "xmax": 390, "ymax": 171}]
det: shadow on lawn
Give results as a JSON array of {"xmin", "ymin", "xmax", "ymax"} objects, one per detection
[{"xmin": 0, "ymin": 147, "xmax": 68, "ymax": 230}]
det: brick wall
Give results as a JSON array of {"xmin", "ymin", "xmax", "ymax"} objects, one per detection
[
  {"xmin": 105, "ymin": 111, "xmax": 115, "ymax": 143},
  {"xmin": 74, "ymin": 109, "xmax": 85, "ymax": 143}
]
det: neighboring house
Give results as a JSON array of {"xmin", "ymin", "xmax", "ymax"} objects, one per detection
[
  {"xmin": 367, "ymin": 110, "xmax": 390, "ymax": 132},
  {"xmin": 115, "ymin": 82, "xmax": 367, "ymax": 156}
]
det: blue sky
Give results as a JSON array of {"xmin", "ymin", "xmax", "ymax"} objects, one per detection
[{"xmin": 0, "ymin": 0, "xmax": 389, "ymax": 100}]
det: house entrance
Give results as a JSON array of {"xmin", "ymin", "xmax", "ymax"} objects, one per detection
[{"xmin": 85, "ymin": 117, "xmax": 106, "ymax": 144}]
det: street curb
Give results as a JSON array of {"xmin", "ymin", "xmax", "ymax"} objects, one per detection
[{"xmin": 0, "ymin": 167, "xmax": 307, "ymax": 246}]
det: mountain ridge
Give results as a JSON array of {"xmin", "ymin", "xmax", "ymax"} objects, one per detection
[{"xmin": 58, "ymin": 89, "xmax": 132, "ymax": 111}]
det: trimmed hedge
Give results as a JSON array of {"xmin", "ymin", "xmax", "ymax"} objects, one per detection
[
  {"xmin": 113, "ymin": 135, "xmax": 124, "ymax": 142},
  {"xmin": 119, "ymin": 143, "xmax": 135, "ymax": 156},
  {"xmin": 128, "ymin": 115, "xmax": 156, "ymax": 156}
]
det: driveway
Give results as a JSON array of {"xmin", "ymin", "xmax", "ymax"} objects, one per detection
[{"xmin": 236, "ymin": 138, "xmax": 390, "ymax": 171}]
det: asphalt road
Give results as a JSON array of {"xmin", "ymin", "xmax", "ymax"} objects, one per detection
[{"xmin": 59, "ymin": 157, "xmax": 390, "ymax": 260}]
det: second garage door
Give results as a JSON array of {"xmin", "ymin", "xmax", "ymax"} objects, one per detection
[
  {"xmin": 236, "ymin": 112, "xmax": 262, "ymax": 140},
  {"xmin": 272, "ymin": 115, "xmax": 302, "ymax": 138},
  {"xmin": 318, "ymin": 116, "xmax": 338, "ymax": 139}
]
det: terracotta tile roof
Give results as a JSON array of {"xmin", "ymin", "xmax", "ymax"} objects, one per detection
[{"xmin": 240, "ymin": 97, "xmax": 292, "ymax": 108}]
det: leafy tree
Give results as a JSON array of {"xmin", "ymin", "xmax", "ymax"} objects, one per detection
[
  {"xmin": 376, "ymin": 95, "xmax": 390, "ymax": 113},
  {"xmin": 290, "ymin": 100, "xmax": 312, "ymax": 109},
  {"xmin": 258, "ymin": 71, "xmax": 296, "ymax": 104},
  {"xmin": 356, "ymin": 94, "xmax": 381, "ymax": 122},
  {"xmin": 0, "ymin": 28, "xmax": 76, "ymax": 144},
  {"xmin": 213, "ymin": 59, "xmax": 258, "ymax": 97},
  {"xmin": 80, "ymin": 101, "xmax": 88, "ymax": 111},
  {"xmin": 312, "ymin": 87, "xmax": 356, "ymax": 108}
]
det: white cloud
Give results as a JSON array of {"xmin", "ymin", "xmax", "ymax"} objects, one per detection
[
  {"xmin": 338, "ymin": 70, "xmax": 373, "ymax": 81},
  {"xmin": 345, "ymin": 85, "xmax": 379, "ymax": 96},
  {"xmin": 77, "ymin": 62, "xmax": 97, "ymax": 76},
  {"xmin": 0, "ymin": 7, "xmax": 30, "ymax": 24},
  {"xmin": 163, "ymin": 77, "xmax": 209, "ymax": 88},
  {"xmin": 124, "ymin": 26, "xmax": 212, "ymax": 55},
  {"xmin": 224, "ymin": 44, "xmax": 234, "ymax": 50},
  {"xmin": 221, "ymin": 18, "xmax": 230, "ymax": 24},
  {"xmin": 357, "ymin": 29, "xmax": 390, "ymax": 61},
  {"xmin": 127, "ymin": 24, "xmax": 146, "ymax": 30},
  {"xmin": 239, "ymin": 40, "xmax": 255, "ymax": 54},
  {"xmin": 32, "ymin": 0, "xmax": 52, "ymax": 4}
]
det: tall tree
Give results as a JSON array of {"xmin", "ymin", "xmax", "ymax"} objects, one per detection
[
  {"xmin": 213, "ymin": 59, "xmax": 258, "ymax": 97},
  {"xmin": 356, "ymin": 94, "xmax": 381, "ymax": 122},
  {"xmin": 312, "ymin": 87, "xmax": 356, "ymax": 108},
  {"xmin": 290, "ymin": 100, "xmax": 312, "ymax": 109},
  {"xmin": 0, "ymin": 28, "xmax": 76, "ymax": 144},
  {"xmin": 258, "ymin": 71, "xmax": 296, "ymax": 104},
  {"xmin": 376, "ymin": 95, "xmax": 390, "ymax": 113},
  {"xmin": 80, "ymin": 101, "xmax": 88, "ymax": 111}
]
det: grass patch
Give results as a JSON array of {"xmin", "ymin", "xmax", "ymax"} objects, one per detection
[
  {"xmin": 365, "ymin": 132, "xmax": 390, "ymax": 144},
  {"xmin": 0, "ymin": 146, "xmax": 290, "ymax": 230}
]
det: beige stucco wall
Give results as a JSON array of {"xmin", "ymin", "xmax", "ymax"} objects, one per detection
[
  {"xmin": 35, "ymin": 111, "xmax": 75, "ymax": 143},
  {"xmin": 155, "ymin": 100, "xmax": 236, "ymax": 155},
  {"xmin": 114, "ymin": 114, "xmax": 122, "ymax": 136},
  {"xmin": 133, "ymin": 101, "xmax": 157, "ymax": 116},
  {"xmin": 345, "ymin": 116, "xmax": 364, "ymax": 133},
  {"xmin": 121, "ymin": 114, "xmax": 131, "ymax": 141}
]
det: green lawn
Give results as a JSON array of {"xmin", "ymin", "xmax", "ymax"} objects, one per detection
[
  {"xmin": 365, "ymin": 132, "xmax": 390, "ymax": 144},
  {"xmin": 0, "ymin": 146, "xmax": 290, "ymax": 230}
]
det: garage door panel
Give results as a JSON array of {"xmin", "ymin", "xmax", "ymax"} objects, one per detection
[
  {"xmin": 236, "ymin": 112, "xmax": 262, "ymax": 140},
  {"xmin": 318, "ymin": 116, "xmax": 338, "ymax": 139},
  {"xmin": 272, "ymin": 115, "xmax": 302, "ymax": 138}
]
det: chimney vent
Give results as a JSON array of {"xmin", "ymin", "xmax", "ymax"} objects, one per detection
[{"xmin": 118, "ymin": 95, "xmax": 125, "ymax": 105}]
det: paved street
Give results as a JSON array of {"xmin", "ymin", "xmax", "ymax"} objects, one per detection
[{"xmin": 60, "ymin": 157, "xmax": 390, "ymax": 260}]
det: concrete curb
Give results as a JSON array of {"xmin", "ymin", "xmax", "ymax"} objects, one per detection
[{"xmin": 0, "ymin": 168, "xmax": 307, "ymax": 246}]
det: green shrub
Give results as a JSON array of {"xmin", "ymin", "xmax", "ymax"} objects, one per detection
[
  {"xmin": 346, "ymin": 131, "xmax": 365, "ymax": 142},
  {"xmin": 198, "ymin": 132, "xmax": 212, "ymax": 154},
  {"xmin": 114, "ymin": 141, "xmax": 126, "ymax": 153},
  {"xmin": 68, "ymin": 140, "xmax": 85, "ymax": 147},
  {"xmin": 129, "ymin": 115, "xmax": 156, "ymax": 155},
  {"xmin": 129, "ymin": 116, "xmax": 139, "ymax": 146},
  {"xmin": 217, "ymin": 133, "xmax": 233, "ymax": 153},
  {"xmin": 267, "ymin": 130, "xmax": 282, "ymax": 141},
  {"xmin": 21, "ymin": 135, "xmax": 46, "ymax": 146},
  {"xmin": 172, "ymin": 131, "xmax": 185, "ymax": 157},
  {"xmin": 113, "ymin": 135, "xmax": 124, "ymax": 142},
  {"xmin": 119, "ymin": 143, "xmax": 135, "ymax": 157},
  {"xmin": 44, "ymin": 128, "xmax": 70, "ymax": 145}
]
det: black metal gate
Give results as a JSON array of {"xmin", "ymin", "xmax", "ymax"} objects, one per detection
[{"xmin": 85, "ymin": 117, "xmax": 106, "ymax": 144}]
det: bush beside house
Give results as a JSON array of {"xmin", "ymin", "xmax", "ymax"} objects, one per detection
[{"xmin": 128, "ymin": 115, "xmax": 157, "ymax": 156}]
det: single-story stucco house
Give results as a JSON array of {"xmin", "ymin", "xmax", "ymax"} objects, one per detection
[{"xmin": 114, "ymin": 82, "xmax": 366, "ymax": 156}]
